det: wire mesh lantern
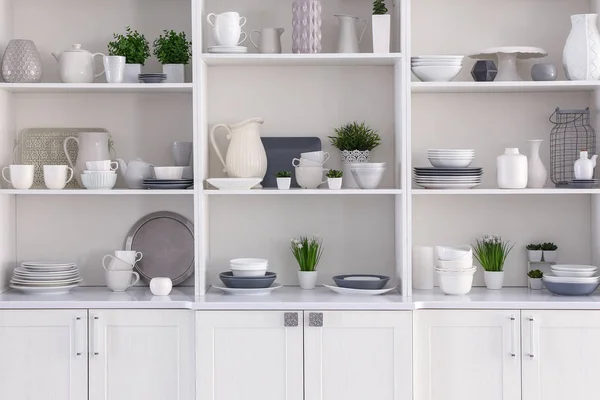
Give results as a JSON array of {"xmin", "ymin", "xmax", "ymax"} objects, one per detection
[{"xmin": 550, "ymin": 107, "xmax": 596, "ymax": 186}]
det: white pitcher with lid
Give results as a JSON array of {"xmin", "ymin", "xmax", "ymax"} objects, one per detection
[{"xmin": 52, "ymin": 44, "xmax": 106, "ymax": 83}]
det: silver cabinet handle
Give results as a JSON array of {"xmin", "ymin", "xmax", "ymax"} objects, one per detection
[
  {"xmin": 75, "ymin": 316, "xmax": 83, "ymax": 356},
  {"xmin": 284, "ymin": 312, "xmax": 298, "ymax": 327},
  {"xmin": 528, "ymin": 317, "xmax": 535, "ymax": 358},
  {"xmin": 309, "ymin": 312, "xmax": 323, "ymax": 327},
  {"xmin": 509, "ymin": 315, "xmax": 516, "ymax": 358},
  {"xmin": 92, "ymin": 315, "xmax": 100, "ymax": 356}
]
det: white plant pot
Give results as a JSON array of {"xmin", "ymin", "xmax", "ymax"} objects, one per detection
[
  {"xmin": 483, "ymin": 270, "xmax": 504, "ymax": 290},
  {"xmin": 372, "ymin": 15, "xmax": 391, "ymax": 54},
  {"xmin": 298, "ymin": 270, "xmax": 318, "ymax": 290},
  {"xmin": 527, "ymin": 250, "xmax": 543, "ymax": 262},
  {"xmin": 529, "ymin": 277, "xmax": 543, "ymax": 290},
  {"xmin": 543, "ymin": 250, "xmax": 557, "ymax": 263},
  {"xmin": 328, "ymin": 177, "xmax": 342, "ymax": 190},
  {"xmin": 124, "ymin": 64, "xmax": 141, "ymax": 83},
  {"xmin": 277, "ymin": 177, "xmax": 291, "ymax": 190},
  {"xmin": 163, "ymin": 64, "xmax": 185, "ymax": 83},
  {"xmin": 341, "ymin": 150, "xmax": 370, "ymax": 188}
]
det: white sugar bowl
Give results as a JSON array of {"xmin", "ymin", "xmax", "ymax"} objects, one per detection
[{"xmin": 150, "ymin": 277, "xmax": 173, "ymax": 296}]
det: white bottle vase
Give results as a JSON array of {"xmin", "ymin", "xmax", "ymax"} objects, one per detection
[
  {"xmin": 497, "ymin": 148, "xmax": 528, "ymax": 189},
  {"xmin": 527, "ymin": 139, "xmax": 547, "ymax": 188},
  {"xmin": 563, "ymin": 14, "xmax": 600, "ymax": 80}
]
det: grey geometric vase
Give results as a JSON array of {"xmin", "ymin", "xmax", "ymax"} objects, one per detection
[
  {"xmin": 292, "ymin": 0, "xmax": 322, "ymax": 54},
  {"xmin": 2, "ymin": 39, "xmax": 43, "ymax": 83}
]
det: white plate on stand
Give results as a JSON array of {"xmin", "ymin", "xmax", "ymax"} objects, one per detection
[
  {"xmin": 212, "ymin": 283, "xmax": 282, "ymax": 295},
  {"xmin": 324, "ymin": 284, "xmax": 397, "ymax": 296}
]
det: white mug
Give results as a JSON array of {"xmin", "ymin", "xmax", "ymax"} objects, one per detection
[
  {"xmin": 2, "ymin": 165, "xmax": 34, "ymax": 189},
  {"xmin": 102, "ymin": 254, "xmax": 134, "ymax": 271},
  {"xmin": 105, "ymin": 270, "xmax": 140, "ymax": 292},
  {"xmin": 86, "ymin": 160, "xmax": 118, "ymax": 171},
  {"xmin": 114, "ymin": 250, "xmax": 143, "ymax": 265},
  {"xmin": 292, "ymin": 157, "xmax": 323, "ymax": 167},
  {"xmin": 103, "ymin": 56, "xmax": 125, "ymax": 83},
  {"xmin": 43, "ymin": 165, "xmax": 74, "ymax": 190},
  {"xmin": 295, "ymin": 166, "xmax": 329, "ymax": 189},
  {"xmin": 301, "ymin": 151, "xmax": 330, "ymax": 164}
]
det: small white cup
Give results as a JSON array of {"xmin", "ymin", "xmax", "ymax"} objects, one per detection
[
  {"xmin": 104, "ymin": 56, "xmax": 125, "ymax": 83},
  {"xmin": 292, "ymin": 157, "xmax": 323, "ymax": 167},
  {"xmin": 295, "ymin": 166, "xmax": 328, "ymax": 189},
  {"xmin": 114, "ymin": 250, "xmax": 143, "ymax": 265},
  {"xmin": 102, "ymin": 254, "xmax": 134, "ymax": 271},
  {"xmin": 105, "ymin": 270, "xmax": 140, "ymax": 292},
  {"xmin": 301, "ymin": 151, "xmax": 330, "ymax": 163},
  {"xmin": 2, "ymin": 165, "xmax": 34, "ymax": 189},
  {"xmin": 154, "ymin": 166, "xmax": 184, "ymax": 180},
  {"xmin": 86, "ymin": 160, "xmax": 118, "ymax": 171},
  {"xmin": 43, "ymin": 165, "xmax": 74, "ymax": 190}
]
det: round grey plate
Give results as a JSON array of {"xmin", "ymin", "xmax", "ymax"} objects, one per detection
[
  {"xmin": 125, "ymin": 211, "xmax": 194, "ymax": 285},
  {"xmin": 333, "ymin": 274, "xmax": 390, "ymax": 290}
]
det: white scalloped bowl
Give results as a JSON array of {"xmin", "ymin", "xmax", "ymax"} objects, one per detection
[
  {"xmin": 412, "ymin": 65, "xmax": 462, "ymax": 82},
  {"xmin": 81, "ymin": 173, "xmax": 117, "ymax": 190}
]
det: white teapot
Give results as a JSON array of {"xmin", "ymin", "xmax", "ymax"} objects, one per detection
[
  {"xmin": 117, "ymin": 158, "xmax": 154, "ymax": 189},
  {"xmin": 52, "ymin": 44, "xmax": 106, "ymax": 83}
]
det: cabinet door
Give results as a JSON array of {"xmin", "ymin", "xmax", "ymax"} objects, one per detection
[
  {"xmin": 89, "ymin": 310, "xmax": 194, "ymax": 400},
  {"xmin": 522, "ymin": 310, "xmax": 600, "ymax": 400},
  {"xmin": 196, "ymin": 311, "xmax": 304, "ymax": 400},
  {"xmin": 0, "ymin": 310, "xmax": 87, "ymax": 400},
  {"xmin": 304, "ymin": 311, "xmax": 412, "ymax": 400},
  {"xmin": 414, "ymin": 310, "xmax": 520, "ymax": 400}
]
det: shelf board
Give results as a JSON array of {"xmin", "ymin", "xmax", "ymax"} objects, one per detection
[
  {"xmin": 412, "ymin": 188, "xmax": 599, "ymax": 195},
  {"xmin": 411, "ymin": 81, "xmax": 600, "ymax": 93},
  {"xmin": 205, "ymin": 188, "xmax": 402, "ymax": 195},
  {"xmin": 0, "ymin": 83, "xmax": 193, "ymax": 93},
  {"xmin": 0, "ymin": 189, "xmax": 194, "ymax": 195},
  {"xmin": 202, "ymin": 53, "xmax": 402, "ymax": 67}
]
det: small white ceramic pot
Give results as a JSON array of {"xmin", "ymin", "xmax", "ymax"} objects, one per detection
[
  {"xmin": 124, "ymin": 63, "xmax": 141, "ymax": 83},
  {"xmin": 150, "ymin": 277, "xmax": 173, "ymax": 296},
  {"xmin": 328, "ymin": 177, "xmax": 342, "ymax": 190},
  {"xmin": 277, "ymin": 177, "xmax": 291, "ymax": 190},
  {"xmin": 527, "ymin": 250, "xmax": 543, "ymax": 263},
  {"xmin": 543, "ymin": 250, "xmax": 557, "ymax": 263},
  {"xmin": 372, "ymin": 14, "xmax": 390, "ymax": 53},
  {"xmin": 298, "ymin": 270, "xmax": 318, "ymax": 290},
  {"xmin": 529, "ymin": 277, "xmax": 543, "ymax": 290},
  {"xmin": 483, "ymin": 270, "xmax": 504, "ymax": 290},
  {"xmin": 163, "ymin": 64, "xmax": 185, "ymax": 83}
]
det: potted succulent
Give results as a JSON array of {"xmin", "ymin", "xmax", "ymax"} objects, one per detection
[
  {"xmin": 329, "ymin": 121, "xmax": 381, "ymax": 188},
  {"xmin": 276, "ymin": 170, "xmax": 292, "ymax": 190},
  {"xmin": 472, "ymin": 235, "xmax": 514, "ymax": 290},
  {"xmin": 326, "ymin": 169, "xmax": 343, "ymax": 190},
  {"xmin": 153, "ymin": 30, "xmax": 192, "ymax": 83},
  {"xmin": 527, "ymin": 269, "xmax": 543, "ymax": 290},
  {"xmin": 108, "ymin": 26, "xmax": 151, "ymax": 83},
  {"xmin": 291, "ymin": 235, "xmax": 323, "ymax": 290},
  {"xmin": 372, "ymin": 0, "xmax": 390, "ymax": 53},
  {"xmin": 541, "ymin": 242, "xmax": 558, "ymax": 262},
  {"xmin": 526, "ymin": 243, "xmax": 543, "ymax": 262}
]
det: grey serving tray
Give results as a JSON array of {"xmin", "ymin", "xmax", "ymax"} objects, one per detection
[{"xmin": 261, "ymin": 137, "xmax": 322, "ymax": 187}]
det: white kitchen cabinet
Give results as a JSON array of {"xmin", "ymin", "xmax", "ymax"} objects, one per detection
[
  {"xmin": 522, "ymin": 310, "xmax": 600, "ymax": 400},
  {"xmin": 304, "ymin": 311, "xmax": 412, "ymax": 400},
  {"xmin": 88, "ymin": 310, "xmax": 194, "ymax": 400},
  {"xmin": 196, "ymin": 311, "xmax": 304, "ymax": 400},
  {"xmin": 414, "ymin": 310, "xmax": 520, "ymax": 400},
  {"xmin": 0, "ymin": 310, "xmax": 87, "ymax": 400}
]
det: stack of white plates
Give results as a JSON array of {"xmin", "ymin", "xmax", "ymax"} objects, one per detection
[
  {"xmin": 10, "ymin": 261, "xmax": 82, "ymax": 294},
  {"xmin": 414, "ymin": 167, "xmax": 482, "ymax": 189},
  {"xmin": 428, "ymin": 149, "xmax": 475, "ymax": 168},
  {"xmin": 411, "ymin": 56, "xmax": 464, "ymax": 82}
]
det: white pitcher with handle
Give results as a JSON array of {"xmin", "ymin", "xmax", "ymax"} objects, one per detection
[
  {"xmin": 63, "ymin": 131, "xmax": 112, "ymax": 187},
  {"xmin": 210, "ymin": 118, "xmax": 267, "ymax": 183},
  {"xmin": 335, "ymin": 15, "xmax": 368, "ymax": 53}
]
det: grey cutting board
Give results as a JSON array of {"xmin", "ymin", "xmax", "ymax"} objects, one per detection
[{"xmin": 261, "ymin": 137, "xmax": 322, "ymax": 187}]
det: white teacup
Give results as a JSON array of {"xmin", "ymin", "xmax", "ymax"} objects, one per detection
[
  {"xmin": 2, "ymin": 165, "xmax": 34, "ymax": 189},
  {"xmin": 207, "ymin": 12, "xmax": 247, "ymax": 28},
  {"xmin": 103, "ymin": 55, "xmax": 125, "ymax": 83},
  {"xmin": 207, "ymin": 12, "xmax": 248, "ymax": 47},
  {"xmin": 292, "ymin": 157, "xmax": 323, "ymax": 167},
  {"xmin": 301, "ymin": 151, "xmax": 330, "ymax": 164},
  {"xmin": 114, "ymin": 250, "xmax": 143, "ymax": 265},
  {"xmin": 102, "ymin": 254, "xmax": 134, "ymax": 271},
  {"xmin": 105, "ymin": 270, "xmax": 140, "ymax": 292},
  {"xmin": 295, "ymin": 166, "xmax": 328, "ymax": 189},
  {"xmin": 86, "ymin": 160, "xmax": 118, "ymax": 171},
  {"xmin": 43, "ymin": 165, "xmax": 74, "ymax": 190}
]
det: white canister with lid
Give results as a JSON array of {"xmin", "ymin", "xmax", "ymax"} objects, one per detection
[{"xmin": 497, "ymin": 148, "xmax": 528, "ymax": 189}]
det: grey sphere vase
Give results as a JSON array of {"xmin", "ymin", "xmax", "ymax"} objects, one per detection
[
  {"xmin": 531, "ymin": 63, "xmax": 557, "ymax": 81},
  {"xmin": 1, "ymin": 39, "xmax": 43, "ymax": 83},
  {"xmin": 471, "ymin": 60, "xmax": 498, "ymax": 82}
]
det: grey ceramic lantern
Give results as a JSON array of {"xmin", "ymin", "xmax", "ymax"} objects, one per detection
[{"xmin": 471, "ymin": 60, "xmax": 498, "ymax": 82}]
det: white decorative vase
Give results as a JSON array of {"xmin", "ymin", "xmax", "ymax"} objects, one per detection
[
  {"xmin": 124, "ymin": 63, "xmax": 141, "ymax": 83},
  {"xmin": 292, "ymin": 0, "xmax": 322, "ymax": 54},
  {"xmin": 563, "ymin": 14, "xmax": 600, "ymax": 80},
  {"xmin": 163, "ymin": 64, "xmax": 184, "ymax": 83},
  {"xmin": 298, "ymin": 270, "xmax": 318, "ymax": 290},
  {"xmin": 341, "ymin": 150, "xmax": 370, "ymax": 188},
  {"xmin": 527, "ymin": 140, "xmax": 547, "ymax": 188},
  {"xmin": 372, "ymin": 15, "xmax": 390, "ymax": 53},
  {"xmin": 327, "ymin": 177, "xmax": 342, "ymax": 190},
  {"xmin": 277, "ymin": 177, "xmax": 291, "ymax": 190},
  {"xmin": 529, "ymin": 277, "xmax": 543, "ymax": 290},
  {"xmin": 527, "ymin": 250, "xmax": 543, "ymax": 262},
  {"xmin": 484, "ymin": 271, "xmax": 504, "ymax": 290},
  {"xmin": 497, "ymin": 148, "xmax": 528, "ymax": 189}
]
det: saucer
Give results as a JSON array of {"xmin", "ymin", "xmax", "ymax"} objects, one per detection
[{"xmin": 208, "ymin": 46, "xmax": 248, "ymax": 54}]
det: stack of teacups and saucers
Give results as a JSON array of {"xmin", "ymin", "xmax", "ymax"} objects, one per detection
[
  {"xmin": 435, "ymin": 245, "xmax": 476, "ymax": 295},
  {"xmin": 293, "ymin": 151, "xmax": 330, "ymax": 189},
  {"xmin": 216, "ymin": 258, "xmax": 280, "ymax": 293},
  {"xmin": 82, "ymin": 160, "xmax": 118, "ymax": 190},
  {"xmin": 206, "ymin": 12, "xmax": 248, "ymax": 54},
  {"xmin": 102, "ymin": 250, "xmax": 142, "ymax": 292},
  {"xmin": 411, "ymin": 55, "xmax": 464, "ymax": 82},
  {"xmin": 543, "ymin": 264, "xmax": 600, "ymax": 295},
  {"xmin": 349, "ymin": 162, "xmax": 387, "ymax": 189}
]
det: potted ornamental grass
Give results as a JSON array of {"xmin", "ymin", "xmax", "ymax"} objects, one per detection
[
  {"xmin": 527, "ymin": 269, "xmax": 543, "ymax": 290},
  {"xmin": 541, "ymin": 242, "xmax": 558, "ymax": 262},
  {"xmin": 153, "ymin": 30, "xmax": 192, "ymax": 83},
  {"xmin": 372, "ymin": 0, "xmax": 390, "ymax": 53},
  {"xmin": 291, "ymin": 235, "xmax": 323, "ymax": 290},
  {"xmin": 472, "ymin": 235, "xmax": 514, "ymax": 290},
  {"xmin": 526, "ymin": 243, "xmax": 543, "ymax": 262},
  {"xmin": 326, "ymin": 169, "xmax": 343, "ymax": 190},
  {"xmin": 108, "ymin": 26, "xmax": 150, "ymax": 83},
  {"xmin": 276, "ymin": 170, "xmax": 292, "ymax": 190}
]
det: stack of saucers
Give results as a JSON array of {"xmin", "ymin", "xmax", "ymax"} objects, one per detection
[
  {"xmin": 435, "ymin": 246, "xmax": 476, "ymax": 295},
  {"xmin": 569, "ymin": 178, "xmax": 599, "ymax": 189},
  {"xmin": 543, "ymin": 264, "xmax": 600, "ymax": 295},
  {"xmin": 10, "ymin": 261, "xmax": 82, "ymax": 294},
  {"xmin": 214, "ymin": 258, "xmax": 281, "ymax": 295},
  {"xmin": 139, "ymin": 73, "xmax": 167, "ymax": 83},
  {"xmin": 411, "ymin": 56, "xmax": 464, "ymax": 82}
]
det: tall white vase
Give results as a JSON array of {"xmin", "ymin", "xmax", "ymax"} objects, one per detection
[
  {"xmin": 563, "ymin": 14, "xmax": 600, "ymax": 80},
  {"xmin": 372, "ymin": 15, "xmax": 391, "ymax": 53},
  {"xmin": 497, "ymin": 148, "xmax": 528, "ymax": 189},
  {"xmin": 527, "ymin": 139, "xmax": 548, "ymax": 188}
]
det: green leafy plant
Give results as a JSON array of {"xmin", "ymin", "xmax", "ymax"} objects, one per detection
[
  {"xmin": 373, "ymin": 0, "xmax": 388, "ymax": 15},
  {"xmin": 276, "ymin": 171, "xmax": 291, "ymax": 178},
  {"xmin": 290, "ymin": 236, "xmax": 323, "ymax": 272},
  {"xmin": 153, "ymin": 30, "xmax": 192, "ymax": 65},
  {"xmin": 541, "ymin": 242, "xmax": 558, "ymax": 251},
  {"xmin": 326, "ymin": 169, "xmax": 343, "ymax": 178},
  {"xmin": 472, "ymin": 235, "xmax": 514, "ymax": 272},
  {"xmin": 528, "ymin": 269, "xmax": 543, "ymax": 279},
  {"xmin": 108, "ymin": 26, "xmax": 151, "ymax": 65},
  {"xmin": 329, "ymin": 122, "xmax": 381, "ymax": 152},
  {"xmin": 526, "ymin": 244, "xmax": 542, "ymax": 251}
]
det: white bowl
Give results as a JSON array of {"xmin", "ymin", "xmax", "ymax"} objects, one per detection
[
  {"xmin": 230, "ymin": 268, "xmax": 268, "ymax": 277},
  {"xmin": 435, "ymin": 266, "xmax": 476, "ymax": 275},
  {"xmin": 412, "ymin": 55, "xmax": 464, "ymax": 61},
  {"xmin": 543, "ymin": 274, "xmax": 600, "ymax": 283},
  {"xmin": 350, "ymin": 167, "xmax": 385, "ymax": 189},
  {"xmin": 412, "ymin": 65, "xmax": 462, "ymax": 82},
  {"xmin": 437, "ymin": 271, "xmax": 474, "ymax": 295},
  {"xmin": 207, "ymin": 178, "xmax": 262, "ymax": 190},
  {"xmin": 154, "ymin": 166, "xmax": 184, "ymax": 180},
  {"xmin": 81, "ymin": 173, "xmax": 117, "ymax": 190},
  {"xmin": 230, "ymin": 258, "xmax": 268, "ymax": 266},
  {"xmin": 348, "ymin": 162, "xmax": 387, "ymax": 169},
  {"xmin": 436, "ymin": 258, "xmax": 473, "ymax": 270},
  {"xmin": 412, "ymin": 62, "xmax": 463, "ymax": 67},
  {"xmin": 551, "ymin": 264, "xmax": 597, "ymax": 272},
  {"xmin": 83, "ymin": 170, "xmax": 116, "ymax": 175},
  {"xmin": 429, "ymin": 158, "xmax": 474, "ymax": 168},
  {"xmin": 435, "ymin": 245, "xmax": 472, "ymax": 261},
  {"xmin": 551, "ymin": 269, "xmax": 597, "ymax": 277}
]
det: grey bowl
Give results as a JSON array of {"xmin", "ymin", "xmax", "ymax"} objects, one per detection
[
  {"xmin": 543, "ymin": 280, "xmax": 600, "ymax": 296},
  {"xmin": 333, "ymin": 274, "xmax": 390, "ymax": 290},
  {"xmin": 219, "ymin": 271, "xmax": 276, "ymax": 289}
]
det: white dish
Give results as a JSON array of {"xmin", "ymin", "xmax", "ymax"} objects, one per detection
[
  {"xmin": 10, "ymin": 278, "xmax": 82, "ymax": 286},
  {"xmin": 551, "ymin": 269, "xmax": 597, "ymax": 278},
  {"xmin": 437, "ymin": 271, "xmax": 474, "ymax": 295},
  {"xmin": 324, "ymin": 284, "xmax": 396, "ymax": 296},
  {"xmin": 428, "ymin": 158, "xmax": 474, "ymax": 168},
  {"xmin": 230, "ymin": 269, "xmax": 268, "ymax": 277},
  {"xmin": 15, "ymin": 266, "xmax": 77, "ymax": 274},
  {"xmin": 428, "ymin": 148, "xmax": 475, "ymax": 153},
  {"xmin": 412, "ymin": 62, "xmax": 463, "ymax": 67},
  {"xmin": 551, "ymin": 264, "xmax": 597, "ymax": 271},
  {"xmin": 81, "ymin": 173, "xmax": 117, "ymax": 190},
  {"xmin": 412, "ymin": 65, "xmax": 462, "ymax": 82},
  {"xmin": 350, "ymin": 167, "xmax": 385, "ymax": 189},
  {"xmin": 13, "ymin": 272, "xmax": 79, "ymax": 280},
  {"xmin": 154, "ymin": 166, "xmax": 184, "ymax": 180},
  {"xmin": 412, "ymin": 55, "xmax": 464, "ymax": 60},
  {"xmin": 435, "ymin": 245, "xmax": 472, "ymax": 260},
  {"xmin": 207, "ymin": 178, "xmax": 262, "ymax": 190},
  {"xmin": 416, "ymin": 182, "xmax": 481, "ymax": 189},
  {"xmin": 9, "ymin": 283, "xmax": 79, "ymax": 294},
  {"xmin": 21, "ymin": 261, "xmax": 75, "ymax": 267},
  {"xmin": 543, "ymin": 274, "xmax": 600, "ymax": 283},
  {"xmin": 212, "ymin": 283, "xmax": 282, "ymax": 295}
]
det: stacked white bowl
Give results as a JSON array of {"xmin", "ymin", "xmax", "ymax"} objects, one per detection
[
  {"xmin": 230, "ymin": 258, "xmax": 268, "ymax": 277},
  {"xmin": 411, "ymin": 56, "xmax": 464, "ymax": 82},
  {"xmin": 435, "ymin": 245, "xmax": 476, "ymax": 295},
  {"xmin": 349, "ymin": 162, "xmax": 386, "ymax": 189},
  {"xmin": 81, "ymin": 160, "xmax": 118, "ymax": 190},
  {"xmin": 428, "ymin": 149, "xmax": 475, "ymax": 168}
]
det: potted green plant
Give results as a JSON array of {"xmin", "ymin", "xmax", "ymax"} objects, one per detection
[
  {"xmin": 526, "ymin": 243, "xmax": 543, "ymax": 262},
  {"xmin": 153, "ymin": 30, "xmax": 192, "ymax": 83},
  {"xmin": 472, "ymin": 235, "xmax": 514, "ymax": 290},
  {"xmin": 527, "ymin": 269, "xmax": 543, "ymax": 290},
  {"xmin": 108, "ymin": 26, "xmax": 150, "ymax": 83},
  {"xmin": 326, "ymin": 169, "xmax": 343, "ymax": 190},
  {"xmin": 372, "ymin": 0, "xmax": 390, "ymax": 53},
  {"xmin": 541, "ymin": 242, "xmax": 558, "ymax": 262},
  {"xmin": 291, "ymin": 235, "xmax": 323, "ymax": 290},
  {"xmin": 275, "ymin": 170, "xmax": 292, "ymax": 190},
  {"xmin": 329, "ymin": 121, "xmax": 381, "ymax": 188}
]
